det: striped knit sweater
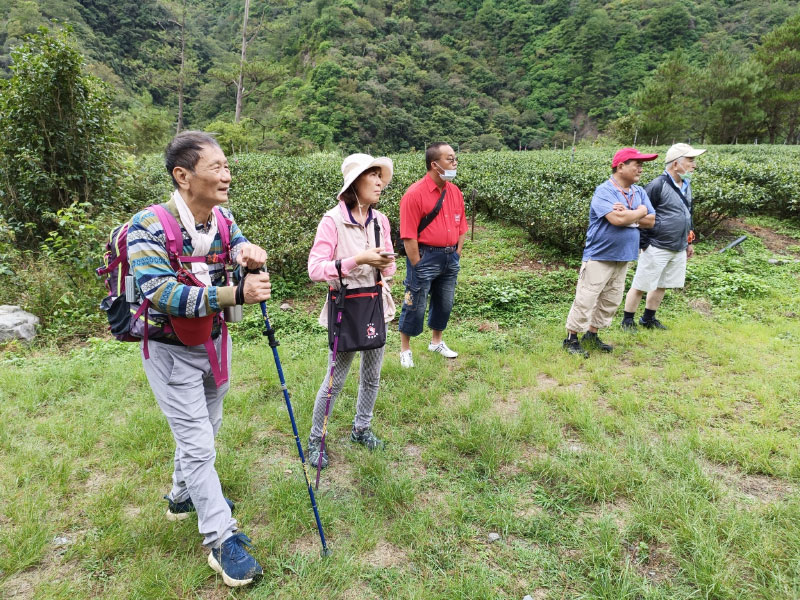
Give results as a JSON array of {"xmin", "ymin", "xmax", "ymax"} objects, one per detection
[{"xmin": 127, "ymin": 199, "xmax": 248, "ymax": 326}]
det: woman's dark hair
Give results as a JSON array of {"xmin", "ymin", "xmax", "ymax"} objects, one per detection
[
  {"xmin": 165, "ymin": 131, "xmax": 221, "ymax": 187},
  {"xmin": 340, "ymin": 166, "xmax": 382, "ymax": 209}
]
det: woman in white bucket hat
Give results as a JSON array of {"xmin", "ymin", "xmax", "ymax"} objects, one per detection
[{"xmin": 305, "ymin": 154, "xmax": 397, "ymax": 469}]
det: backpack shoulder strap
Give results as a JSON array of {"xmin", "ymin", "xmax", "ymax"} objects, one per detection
[
  {"xmin": 150, "ymin": 204, "xmax": 184, "ymax": 270},
  {"xmin": 644, "ymin": 174, "xmax": 668, "ymax": 210},
  {"xmin": 212, "ymin": 206, "xmax": 232, "ymax": 261}
]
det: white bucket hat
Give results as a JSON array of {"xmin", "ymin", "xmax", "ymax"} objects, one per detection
[
  {"xmin": 336, "ymin": 153, "xmax": 393, "ymax": 200},
  {"xmin": 665, "ymin": 143, "xmax": 706, "ymax": 164}
]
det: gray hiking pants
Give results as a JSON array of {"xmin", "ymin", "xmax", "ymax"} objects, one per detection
[
  {"xmin": 142, "ymin": 335, "xmax": 236, "ymax": 548},
  {"xmin": 310, "ymin": 346, "xmax": 385, "ymax": 440}
]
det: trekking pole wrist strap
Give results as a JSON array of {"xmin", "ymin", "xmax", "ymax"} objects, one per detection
[{"xmin": 236, "ymin": 271, "xmax": 247, "ymax": 305}]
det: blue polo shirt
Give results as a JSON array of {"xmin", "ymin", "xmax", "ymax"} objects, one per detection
[{"xmin": 582, "ymin": 178, "xmax": 654, "ymax": 262}]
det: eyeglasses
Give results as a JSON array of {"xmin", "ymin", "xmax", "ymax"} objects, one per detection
[{"xmin": 439, "ymin": 156, "xmax": 458, "ymax": 165}]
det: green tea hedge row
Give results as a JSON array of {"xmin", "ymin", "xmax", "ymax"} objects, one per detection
[{"xmin": 131, "ymin": 145, "xmax": 800, "ymax": 276}]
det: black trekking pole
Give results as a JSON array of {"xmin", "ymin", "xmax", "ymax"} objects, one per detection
[{"xmin": 254, "ymin": 287, "xmax": 331, "ymax": 557}]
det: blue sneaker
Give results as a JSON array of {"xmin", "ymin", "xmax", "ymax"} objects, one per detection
[
  {"xmin": 165, "ymin": 495, "xmax": 235, "ymax": 521},
  {"xmin": 208, "ymin": 532, "xmax": 263, "ymax": 587}
]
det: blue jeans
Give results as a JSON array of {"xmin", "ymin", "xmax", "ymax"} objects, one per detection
[{"xmin": 398, "ymin": 246, "xmax": 461, "ymax": 337}]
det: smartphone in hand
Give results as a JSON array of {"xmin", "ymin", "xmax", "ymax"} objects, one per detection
[{"xmin": 379, "ymin": 252, "xmax": 397, "ymax": 258}]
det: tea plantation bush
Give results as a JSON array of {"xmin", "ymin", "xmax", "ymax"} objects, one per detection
[
  {"xmin": 3, "ymin": 144, "xmax": 796, "ymax": 342},
  {"xmin": 133, "ymin": 144, "xmax": 800, "ymax": 268}
]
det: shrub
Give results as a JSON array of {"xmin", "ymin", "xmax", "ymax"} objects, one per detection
[{"xmin": 0, "ymin": 27, "xmax": 127, "ymax": 247}]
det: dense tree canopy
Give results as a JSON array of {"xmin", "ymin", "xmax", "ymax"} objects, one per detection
[{"xmin": 1, "ymin": 0, "xmax": 798, "ymax": 152}]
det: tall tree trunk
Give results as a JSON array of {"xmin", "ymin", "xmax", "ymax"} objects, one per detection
[
  {"xmin": 176, "ymin": 0, "xmax": 186, "ymax": 133},
  {"xmin": 235, "ymin": 0, "xmax": 250, "ymax": 123}
]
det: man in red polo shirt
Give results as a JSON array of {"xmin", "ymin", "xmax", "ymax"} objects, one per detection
[{"xmin": 398, "ymin": 142, "xmax": 468, "ymax": 368}]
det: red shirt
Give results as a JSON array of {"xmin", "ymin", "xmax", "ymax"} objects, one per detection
[{"xmin": 399, "ymin": 173, "xmax": 468, "ymax": 247}]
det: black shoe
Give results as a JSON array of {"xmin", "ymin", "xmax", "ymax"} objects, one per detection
[
  {"xmin": 165, "ymin": 495, "xmax": 235, "ymax": 521},
  {"xmin": 620, "ymin": 318, "xmax": 638, "ymax": 332},
  {"xmin": 639, "ymin": 317, "xmax": 667, "ymax": 330},
  {"xmin": 563, "ymin": 338, "xmax": 589, "ymax": 357},
  {"xmin": 581, "ymin": 332, "xmax": 613, "ymax": 352}
]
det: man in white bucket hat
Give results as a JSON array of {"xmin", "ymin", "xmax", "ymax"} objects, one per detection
[{"xmin": 622, "ymin": 142, "xmax": 706, "ymax": 331}]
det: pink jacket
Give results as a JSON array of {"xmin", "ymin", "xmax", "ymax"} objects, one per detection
[{"xmin": 308, "ymin": 201, "xmax": 397, "ymax": 326}]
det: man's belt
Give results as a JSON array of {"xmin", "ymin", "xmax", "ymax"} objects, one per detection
[{"xmin": 419, "ymin": 244, "xmax": 458, "ymax": 254}]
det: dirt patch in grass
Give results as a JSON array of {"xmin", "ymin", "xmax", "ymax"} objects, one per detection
[
  {"xmin": 514, "ymin": 499, "xmax": 545, "ymax": 520},
  {"xmin": 363, "ymin": 540, "xmax": 408, "ymax": 568},
  {"xmin": 342, "ymin": 582, "xmax": 379, "ymax": 599},
  {"xmin": 477, "ymin": 321, "xmax": 500, "ymax": 332},
  {"xmin": 194, "ymin": 582, "xmax": 235, "ymax": 600},
  {"xmin": 251, "ymin": 441, "xmax": 295, "ymax": 483},
  {"xmin": 625, "ymin": 540, "xmax": 680, "ymax": 584},
  {"xmin": 519, "ymin": 443, "xmax": 550, "ymax": 462},
  {"xmin": 289, "ymin": 532, "xmax": 325, "ymax": 556},
  {"xmin": 688, "ymin": 298, "xmax": 713, "ymax": 317},
  {"xmin": 84, "ymin": 469, "xmax": 112, "ymax": 493},
  {"xmin": 492, "ymin": 394, "xmax": 523, "ymax": 418},
  {"xmin": 1, "ymin": 556, "xmax": 89, "ymax": 599},
  {"xmin": 536, "ymin": 373, "xmax": 560, "ymax": 390},
  {"xmin": 701, "ymin": 459, "xmax": 795, "ymax": 503},
  {"xmin": 319, "ymin": 459, "xmax": 356, "ymax": 497},
  {"xmin": 579, "ymin": 498, "xmax": 631, "ymax": 530},
  {"xmin": 417, "ymin": 487, "xmax": 451, "ymax": 515},
  {"xmin": 725, "ymin": 218, "xmax": 800, "ymax": 255},
  {"xmin": 561, "ymin": 427, "xmax": 585, "ymax": 455},
  {"xmin": 403, "ymin": 444, "xmax": 428, "ymax": 478}
]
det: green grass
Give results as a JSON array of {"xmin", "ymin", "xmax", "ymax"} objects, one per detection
[{"xmin": 2, "ymin": 217, "xmax": 800, "ymax": 599}]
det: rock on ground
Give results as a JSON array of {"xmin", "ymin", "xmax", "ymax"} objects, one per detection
[{"xmin": 0, "ymin": 305, "xmax": 39, "ymax": 342}]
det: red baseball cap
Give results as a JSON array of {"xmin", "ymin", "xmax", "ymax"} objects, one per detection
[{"xmin": 612, "ymin": 147, "xmax": 658, "ymax": 168}]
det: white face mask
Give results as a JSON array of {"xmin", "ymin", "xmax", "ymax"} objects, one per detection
[{"xmin": 434, "ymin": 162, "xmax": 457, "ymax": 181}]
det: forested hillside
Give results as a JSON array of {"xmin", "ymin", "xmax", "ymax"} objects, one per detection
[{"xmin": 1, "ymin": 0, "xmax": 799, "ymax": 152}]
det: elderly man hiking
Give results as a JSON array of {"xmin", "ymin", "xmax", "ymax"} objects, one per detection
[
  {"xmin": 622, "ymin": 143, "xmax": 706, "ymax": 331},
  {"xmin": 564, "ymin": 147, "xmax": 657, "ymax": 357},
  {"xmin": 397, "ymin": 142, "xmax": 468, "ymax": 368},
  {"xmin": 127, "ymin": 131, "xmax": 271, "ymax": 587}
]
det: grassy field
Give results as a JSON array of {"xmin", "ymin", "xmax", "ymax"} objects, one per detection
[{"xmin": 2, "ymin": 216, "xmax": 800, "ymax": 599}]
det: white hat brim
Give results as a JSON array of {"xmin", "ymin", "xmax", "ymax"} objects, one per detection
[
  {"xmin": 666, "ymin": 147, "xmax": 707, "ymax": 162},
  {"xmin": 337, "ymin": 157, "xmax": 393, "ymax": 200}
]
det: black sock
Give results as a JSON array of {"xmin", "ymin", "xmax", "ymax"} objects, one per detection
[
  {"xmin": 568, "ymin": 333, "xmax": 578, "ymax": 341},
  {"xmin": 583, "ymin": 331, "xmax": 597, "ymax": 339},
  {"xmin": 643, "ymin": 308, "xmax": 656, "ymax": 321},
  {"xmin": 623, "ymin": 311, "xmax": 635, "ymax": 321}
]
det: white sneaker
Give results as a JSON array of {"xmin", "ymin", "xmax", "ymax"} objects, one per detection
[
  {"xmin": 428, "ymin": 341, "xmax": 458, "ymax": 358},
  {"xmin": 400, "ymin": 349, "xmax": 414, "ymax": 368}
]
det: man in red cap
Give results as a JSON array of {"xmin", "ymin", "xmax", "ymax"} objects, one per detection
[{"xmin": 563, "ymin": 147, "xmax": 658, "ymax": 356}]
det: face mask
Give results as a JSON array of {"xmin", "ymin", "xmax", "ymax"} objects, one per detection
[
  {"xmin": 434, "ymin": 162, "xmax": 457, "ymax": 181},
  {"xmin": 680, "ymin": 171, "xmax": 693, "ymax": 184}
]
